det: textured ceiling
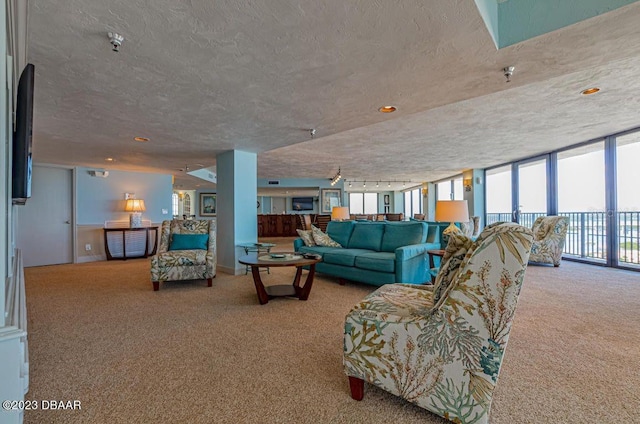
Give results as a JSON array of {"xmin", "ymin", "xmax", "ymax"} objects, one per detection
[{"xmin": 27, "ymin": 0, "xmax": 640, "ymax": 189}]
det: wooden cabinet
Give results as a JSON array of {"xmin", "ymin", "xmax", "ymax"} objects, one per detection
[{"xmin": 257, "ymin": 215, "xmax": 300, "ymax": 237}]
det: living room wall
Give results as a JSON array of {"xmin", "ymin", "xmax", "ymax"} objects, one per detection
[{"xmin": 76, "ymin": 167, "xmax": 172, "ymax": 262}]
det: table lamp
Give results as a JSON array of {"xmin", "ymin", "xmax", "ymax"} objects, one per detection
[
  {"xmin": 435, "ymin": 200, "xmax": 469, "ymax": 238},
  {"xmin": 331, "ymin": 206, "xmax": 350, "ymax": 221},
  {"xmin": 125, "ymin": 199, "xmax": 146, "ymax": 228}
]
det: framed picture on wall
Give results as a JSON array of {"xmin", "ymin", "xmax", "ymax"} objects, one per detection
[
  {"xmin": 383, "ymin": 194, "xmax": 390, "ymax": 205},
  {"xmin": 199, "ymin": 193, "xmax": 217, "ymax": 216},
  {"xmin": 320, "ymin": 188, "xmax": 341, "ymax": 213}
]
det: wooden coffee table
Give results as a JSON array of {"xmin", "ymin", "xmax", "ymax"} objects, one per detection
[{"xmin": 238, "ymin": 253, "xmax": 322, "ymax": 305}]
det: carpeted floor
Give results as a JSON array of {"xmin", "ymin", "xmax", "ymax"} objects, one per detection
[{"xmin": 22, "ymin": 239, "xmax": 640, "ymax": 423}]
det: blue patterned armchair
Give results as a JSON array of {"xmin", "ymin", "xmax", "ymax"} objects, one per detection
[
  {"xmin": 150, "ymin": 220, "xmax": 216, "ymax": 291},
  {"xmin": 343, "ymin": 222, "xmax": 533, "ymax": 424},
  {"xmin": 529, "ymin": 216, "xmax": 569, "ymax": 267}
]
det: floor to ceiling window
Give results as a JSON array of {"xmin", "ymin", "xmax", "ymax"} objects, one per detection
[
  {"xmin": 436, "ymin": 177, "xmax": 464, "ymax": 202},
  {"xmin": 349, "ymin": 192, "xmax": 378, "ymax": 215},
  {"xmin": 616, "ymin": 132, "xmax": 640, "ymax": 267},
  {"xmin": 483, "ymin": 127, "xmax": 640, "ymax": 271},
  {"xmin": 437, "ymin": 181, "xmax": 452, "ymax": 201},
  {"xmin": 453, "ymin": 177, "xmax": 463, "ymax": 201},
  {"xmin": 516, "ymin": 158, "xmax": 548, "ymax": 228},
  {"xmin": 558, "ymin": 142, "xmax": 606, "ymax": 263},
  {"xmin": 486, "ymin": 165, "xmax": 512, "ymax": 224},
  {"xmin": 403, "ymin": 188, "xmax": 422, "ymax": 218}
]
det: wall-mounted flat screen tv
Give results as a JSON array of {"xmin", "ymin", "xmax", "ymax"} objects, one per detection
[
  {"xmin": 292, "ymin": 197, "xmax": 313, "ymax": 211},
  {"xmin": 12, "ymin": 63, "xmax": 35, "ymax": 205}
]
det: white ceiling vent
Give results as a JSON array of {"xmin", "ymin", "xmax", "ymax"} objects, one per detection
[{"xmin": 88, "ymin": 170, "xmax": 109, "ymax": 178}]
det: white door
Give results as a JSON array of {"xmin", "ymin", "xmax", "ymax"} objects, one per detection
[{"xmin": 15, "ymin": 166, "xmax": 73, "ymax": 267}]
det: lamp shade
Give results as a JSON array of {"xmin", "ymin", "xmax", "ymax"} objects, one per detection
[
  {"xmin": 435, "ymin": 200, "xmax": 469, "ymax": 223},
  {"xmin": 331, "ymin": 206, "xmax": 350, "ymax": 221},
  {"xmin": 124, "ymin": 199, "xmax": 146, "ymax": 212}
]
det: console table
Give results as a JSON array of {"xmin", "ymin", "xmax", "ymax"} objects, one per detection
[{"xmin": 103, "ymin": 226, "xmax": 159, "ymax": 260}]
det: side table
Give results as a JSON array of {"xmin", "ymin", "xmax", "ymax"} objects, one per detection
[
  {"xmin": 237, "ymin": 242, "xmax": 276, "ymax": 274},
  {"xmin": 427, "ymin": 249, "xmax": 446, "ymax": 283}
]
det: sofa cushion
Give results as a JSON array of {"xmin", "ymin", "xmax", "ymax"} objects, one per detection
[
  {"xmin": 348, "ymin": 222, "xmax": 385, "ymax": 251},
  {"xmin": 169, "ymin": 234, "xmax": 209, "ymax": 251},
  {"xmin": 354, "ymin": 252, "xmax": 396, "ymax": 273},
  {"xmin": 157, "ymin": 249, "xmax": 208, "ymax": 266},
  {"xmin": 323, "ymin": 249, "xmax": 372, "ymax": 267},
  {"xmin": 326, "ymin": 221, "xmax": 355, "ymax": 248},
  {"xmin": 380, "ymin": 222, "xmax": 427, "ymax": 252},
  {"xmin": 311, "ymin": 225, "xmax": 342, "ymax": 247},
  {"xmin": 297, "ymin": 245, "xmax": 342, "ymax": 259}
]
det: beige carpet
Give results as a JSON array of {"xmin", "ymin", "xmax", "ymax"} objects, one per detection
[{"xmin": 22, "ymin": 240, "xmax": 640, "ymax": 423}]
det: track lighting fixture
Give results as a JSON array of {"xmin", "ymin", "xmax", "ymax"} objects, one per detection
[
  {"xmin": 330, "ymin": 168, "xmax": 342, "ymax": 186},
  {"xmin": 343, "ymin": 180, "xmax": 413, "ymax": 190}
]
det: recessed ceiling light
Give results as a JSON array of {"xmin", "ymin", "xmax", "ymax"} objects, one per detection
[
  {"xmin": 134, "ymin": 136, "xmax": 150, "ymax": 142},
  {"xmin": 378, "ymin": 106, "xmax": 397, "ymax": 113},
  {"xmin": 105, "ymin": 157, "xmax": 115, "ymax": 162},
  {"xmin": 581, "ymin": 87, "xmax": 600, "ymax": 95}
]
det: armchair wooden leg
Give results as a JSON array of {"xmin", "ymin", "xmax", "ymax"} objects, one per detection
[
  {"xmin": 207, "ymin": 278, "xmax": 213, "ymax": 287},
  {"xmin": 348, "ymin": 376, "xmax": 364, "ymax": 401},
  {"xmin": 338, "ymin": 278, "xmax": 347, "ymax": 286},
  {"xmin": 152, "ymin": 281, "xmax": 159, "ymax": 291}
]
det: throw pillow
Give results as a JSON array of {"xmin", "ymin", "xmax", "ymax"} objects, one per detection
[
  {"xmin": 311, "ymin": 225, "xmax": 341, "ymax": 247},
  {"xmin": 460, "ymin": 221, "xmax": 474, "ymax": 238},
  {"xmin": 432, "ymin": 233, "xmax": 473, "ymax": 303},
  {"xmin": 296, "ymin": 229, "xmax": 316, "ymax": 246},
  {"xmin": 169, "ymin": 233, "xmax": 209, "ymax": 251}
]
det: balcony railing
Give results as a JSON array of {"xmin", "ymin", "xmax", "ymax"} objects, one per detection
[
  {"xmin": 618, "ymin": 211, "xmax": 640, "ymax": 265},
  {"xmin": 486, "ymin": 211, "xmax": 640, "ymax": 267}
]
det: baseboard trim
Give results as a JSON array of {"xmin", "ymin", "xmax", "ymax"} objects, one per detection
[
  {"xmin": 217, "ymin": 264, "xmax": 244, "ymax": 275},
  {"xmin": 77, "ymin": 254, "xmax": 106, "ymax": 263}
]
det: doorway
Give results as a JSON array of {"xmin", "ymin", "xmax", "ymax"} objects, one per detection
[{"xmin": 15, "ymin": 166, "xmax": 73, "ymax": 267}]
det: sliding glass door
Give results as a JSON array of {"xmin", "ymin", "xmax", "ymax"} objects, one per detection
[
  {"xmin": 486, "ymin": 166, "xmax": 512, "ymax": 224},
  {"xmin": 557, "ymin": 142, "xmax": 606, "ymax": 263},
  {"xmin": 516, "ymin": 158, "xmax": 548, "ymax": 228},
  {"xmin": 487, "ymin": 157, "xmax": 550, "ymax": 227}
]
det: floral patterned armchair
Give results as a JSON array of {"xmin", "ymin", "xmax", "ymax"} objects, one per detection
[
  {"xmin": 529, "ymin": 216, "xmax": 569, "ymax": 267},
  {"xmin": 150, "ymin": 220, "xmax": 216, "ymax": 291},
  {"xmin": 343, "ymin": 222, "xmax": 533, "ymax": 424}
]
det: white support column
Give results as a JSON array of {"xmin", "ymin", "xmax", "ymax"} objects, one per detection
[{"xmin": 216, "ymin": 150, "xmax": 258, "ymax": 275}]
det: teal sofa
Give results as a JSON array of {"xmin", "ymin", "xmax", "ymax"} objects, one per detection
[{"xmin": 293, "ymin": 221, "xmax": 441, "ymax": 286}]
